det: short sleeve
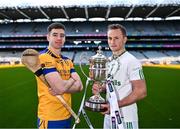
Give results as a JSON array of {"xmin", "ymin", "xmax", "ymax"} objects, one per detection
[
  {"xmin": 128, "ymin": 59, "xmax": 144, "ymax": 81},
  {"xmin": 69, "ymin": 60, "xmax": 76, "ymax": 73},
  {"xmin": 39, "ymin": 54, "xmax": 57, "ymax": 75}
]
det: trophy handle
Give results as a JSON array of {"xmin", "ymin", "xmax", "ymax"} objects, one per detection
[{"xmin": 79, "ymin": 52, "xmax": 89, "ymax": 79}]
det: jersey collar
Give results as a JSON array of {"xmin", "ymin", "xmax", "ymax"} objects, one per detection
[
  {"xmin": 112, "ymin": 50, "xmax": 126, "ymax": 60},
  {"xmin": 47, "ymin": 47, "xmax": 61, "ymax": 59}
]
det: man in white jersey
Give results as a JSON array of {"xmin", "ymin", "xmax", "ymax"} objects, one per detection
[{"xmin": 92, "ymin": 24, "xmax": 147, "ymax": 129}]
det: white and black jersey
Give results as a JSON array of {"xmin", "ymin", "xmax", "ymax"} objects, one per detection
[{"xmin": 106, "ymin": 51, "xmax": 144, "ymax": 122}]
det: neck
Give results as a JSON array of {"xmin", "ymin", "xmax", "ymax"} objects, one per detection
[
  {"xmin": 112, "ymin": 48, "xmax": 126, "ymax": 56},
  {"xmin": 49, "ymin": 46, "xmax": 61, "ymax": 55}
]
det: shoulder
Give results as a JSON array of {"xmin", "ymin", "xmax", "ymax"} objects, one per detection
[
  {"xmin": 39, "ymin": 49, "xmax": 54, "ymax": 58},
  {"xmin": 61, "ymin": 55, "xmax": 70, "ymax": 60},
  {"xmin": 39, "ymin": 49, "xmax": 48, "ymax": 55},
  {"xmin": 39, "ymin": 51, "xmax": 52, "ymax": 60},
  {"xmin": 61, "ymin": 55, "xmax": 73, "ymax": 62},
  {"xmin": 39, "ymin": 49, "xmax": 55, "ymax": 66},
  {"xmin": 125, "ymin": 52, "xmax": 139, "ymax": 61},
  {"xmin": 123, "ymin": 52, "xmax": 141, "ymax": 66}
]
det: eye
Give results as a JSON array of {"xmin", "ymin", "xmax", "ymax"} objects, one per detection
[
  {"xmin": 108, "ymin": 37, "xmax": 112, "ymax": 40},
  {"xmin": 115, "ymin": 37, "xmax": 119, "ymax": 40},
  {"xmin": 60, "ymin": 34, "xmax": 65, "ymax": 38},
  {"xmin": 52, "ymin": 34, "xmax": 58, "ymax": 37}
]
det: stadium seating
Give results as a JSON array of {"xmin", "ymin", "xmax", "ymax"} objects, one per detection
[
  {"xmin": 73, "ymin": 51, "xmax": 96, "ymax": 64},
  {"xmin": 0, "ymin": 21, "xmax": 179, "ymax": 65},
  {"xmin": 0, "ymin": 21, "xmax": 179, "ymax": 36}
]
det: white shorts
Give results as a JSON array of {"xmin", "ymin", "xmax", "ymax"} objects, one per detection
[{"xmin": 104, "ymin": 115, "xmax": 139, "ymax": 129}]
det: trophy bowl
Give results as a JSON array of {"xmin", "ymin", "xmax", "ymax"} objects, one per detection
[{"xmin": 84, "ymin": 46, "xmax": 109, "ymax": 112}]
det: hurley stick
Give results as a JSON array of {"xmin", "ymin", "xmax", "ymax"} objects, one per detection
[{"xmin": 21, "ymin": 49, "xmax": 80, "ymax": 124}]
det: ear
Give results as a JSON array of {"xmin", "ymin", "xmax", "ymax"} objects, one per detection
[
  {"xmin": 123, "ymin": 36, "xmax": 127, "ymax": 44},
  {"xmin": 47, "ymin": 34, "xmax": 49, "ymax": 41}
]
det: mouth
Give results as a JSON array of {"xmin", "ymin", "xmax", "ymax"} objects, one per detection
[
  {"xmin": 55, "ymin": 41, "xmax": 62, "ymax": 44},
  {"xmin": 110, "ymin": 46, "xmax": 116, "ymax": 48}
]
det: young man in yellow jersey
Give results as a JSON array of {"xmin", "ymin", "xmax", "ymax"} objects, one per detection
[{"xmin": 36, "ymin": 23, "xmax": 83, "ymax": 129}]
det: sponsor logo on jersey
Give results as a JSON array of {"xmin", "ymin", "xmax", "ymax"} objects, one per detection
[{"xmin": 111, "ymin": 80, "xmax": 121, "ymax": 86}]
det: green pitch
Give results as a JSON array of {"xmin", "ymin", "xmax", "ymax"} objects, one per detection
[{"xmin": 0, "ymin": 65, "xmax": 180, "ymax": 128}]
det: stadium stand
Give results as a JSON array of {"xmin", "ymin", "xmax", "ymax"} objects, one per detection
[
  {"xmin": 61, "ymin": 51, "xmax": 75, "ymax": 60},
  {"xmin": 129, "ymin": 51, "xmax": 146, "ymax": 60},
  {"xmin": 0, "ymin": 21, "xmax": 179, "ymax": 65},
  {"xmin": 0, "ymin": 3, "xmax": 179, "ymax": 65},
  {"xmin": 0, "ymin": 21, "xmax": 179, "ymax": 36},
  {"xmin": 74, "ymin": 51, "xmax": 96, "ymax": 64}
]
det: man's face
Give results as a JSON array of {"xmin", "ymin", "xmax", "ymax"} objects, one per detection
[
  {"xmin": 47, "ymin": 29, "xmax": 65, "ymax": 49},
  {"xmin": 107, "ymin": 29, "xmax": 127, "ymax": 52}
]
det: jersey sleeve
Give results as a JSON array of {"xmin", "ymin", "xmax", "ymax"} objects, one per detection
[
  {"xmin": 128, "ymin": 58, "xmax": 144, "ymax": 81},
  {"xmin": 69, "ymin": 60, "xmax": 76, "ymax": 74},
  {"xmin": 39, "ymin": 54, "xmax": 57, "ymax": 75}
]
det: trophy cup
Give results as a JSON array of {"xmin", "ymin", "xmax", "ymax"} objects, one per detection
[{"xmin": 83, "ymin": 46, "xmax": 109, "ymax": 112}]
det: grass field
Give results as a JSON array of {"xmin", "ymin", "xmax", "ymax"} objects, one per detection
[{"xmin": 0, "ymin": 65, "xmax": 180, "ymax": 128}]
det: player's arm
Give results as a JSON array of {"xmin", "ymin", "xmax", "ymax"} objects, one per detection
[
  {"xmin": 118, "ymin": 59, "xmax": 147, "ymax": 108},
  {"xmin": 65, "ymin": 72, "xmax": 83, "ymax": 93},
  {"xmin": 118, "ymin": 79, "xmax": 147, "ymax": 107},
  {"xmin": 101, "ymin": 80, "xmax": 146, "ymax": 114},
  {"xmin": 45, "ymin": 71, "xmax": 75, "ymax": 94},
  {"xmin": 64, "ymin": 60, "xmax": 83, "ymax": 93},
  {"xmin": 40, "ymin": 55, "xmax": 76, "ymax": 94}
]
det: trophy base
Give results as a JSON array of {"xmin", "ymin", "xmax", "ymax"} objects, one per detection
[
  {"xmin": 84, "ymin": 95, "xmax": 107, "ymax": 112},
  {"xmin": 84, "ymin": 100, "xmax": 107, "ymax": 112}
]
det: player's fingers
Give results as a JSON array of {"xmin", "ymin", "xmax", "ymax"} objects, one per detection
[{"xmin": 100, "ymin": 104, "xmax": 110, "ymax": 115}]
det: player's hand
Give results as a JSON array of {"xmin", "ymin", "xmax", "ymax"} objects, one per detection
[
  {"xmin": 73, "ymin": 80, "xmax": 83, "ymax": 91},
  {"xmin": 101, "ymin": 103, "xmax": 110, "ymax": 115},
  {"xmin": 71, "ymin": 76, "xmax": 77, "ymax": 81},
  {"xmin": 92, "ymin": 82, "xmax": 101, "ymax": 95}
]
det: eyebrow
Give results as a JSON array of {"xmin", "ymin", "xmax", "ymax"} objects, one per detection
[{"xmin": 51, "ymin": 32, "xmax": 65, "ymax": 35}]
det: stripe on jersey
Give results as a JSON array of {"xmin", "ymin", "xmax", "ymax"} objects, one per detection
[
  {"xmin": 43, "ymin": 68, "xmax": 57, "ymax": 75},
  {"xmin": 70, "ymin": 68, "xmax": 76, "ymax": 73},
  {"xmin": 139, "ymin": 69, "xmax": 144, "ymax": 79},
  {"xmin": 34, "ymin": 68, "xmax": 43, "ymax": 77}
]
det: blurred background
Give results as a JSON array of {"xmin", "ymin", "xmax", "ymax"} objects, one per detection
[{"xmin": 0, "ymin": 0, "xmax": 180, "ymax": 128}]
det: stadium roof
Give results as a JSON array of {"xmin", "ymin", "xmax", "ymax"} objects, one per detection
[{"xmin": 0, "ymin": 0, "xmax": 180, "ymax": 22}]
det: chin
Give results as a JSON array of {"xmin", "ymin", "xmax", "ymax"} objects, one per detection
[
  {"xmin": 55, "ymin": 45, "xmax": 62, "ymax": 49},
  {"xmin": 111, "ymin": 48, "xmax": 117, "ymax": 52}
]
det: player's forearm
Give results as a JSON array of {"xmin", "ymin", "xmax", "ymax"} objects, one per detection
[
  {"xmin": 62, "ymin": 78, "xmax": 76, "ymax": 91},
  {"xmin": 118, "ymin": 89, "xmax": 147, "ymax": 108},
  {"xmin": 66, "ymin": 80, "xmax": 83, "ymax": 93},
  {"xmin": 50, "ymin": 78, "xmax": 75, "ymax": 94},
  {"xmin": 118, "ymin": 94, "xmax": 137, "ymax": 108},
  {"xmin": 118, "ymin": 80, "xmax": 147, "ymax": 108}
]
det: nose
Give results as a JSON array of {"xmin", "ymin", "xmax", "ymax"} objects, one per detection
[
  {"xmin": 110, "ymin": 39, "xmax": 116, "ymax": 44},
  {"xmin": 57, "ymin": 36, "xmax": 62, "ymax": 40}
]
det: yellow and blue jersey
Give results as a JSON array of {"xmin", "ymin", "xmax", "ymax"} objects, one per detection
[{"xmin": 36, "ymin": 47, "xmax": 76, "ymax": 121}]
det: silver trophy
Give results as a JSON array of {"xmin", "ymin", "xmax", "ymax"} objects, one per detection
[{"xmin": 81, "ymin": 46, "xmax": 109, "ymax": 112}]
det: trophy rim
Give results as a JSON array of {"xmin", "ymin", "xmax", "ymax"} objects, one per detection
[
  {"xmin": 84, "ymin": 106, "xmax": 107, "ymax": 112},
  {"xmin": 86, "ymin": 100, "xmax": 107, "ymax": 104},
  {"xmin": 84, "ymin": 100, "xmax": 107, "ymax": 112}
]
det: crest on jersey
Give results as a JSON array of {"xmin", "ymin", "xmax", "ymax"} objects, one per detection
[{"xmin": 107, "ymin": 59, "xmax": 120, "ymax": 76}]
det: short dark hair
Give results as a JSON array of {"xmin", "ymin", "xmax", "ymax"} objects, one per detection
[
  {"xmin": 47, "ymin": 22, "xmax": 66, "ymax": 33},
  {"xmin": 108, "ymin": 24, "xmax": 127, "ymax": 36}
]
